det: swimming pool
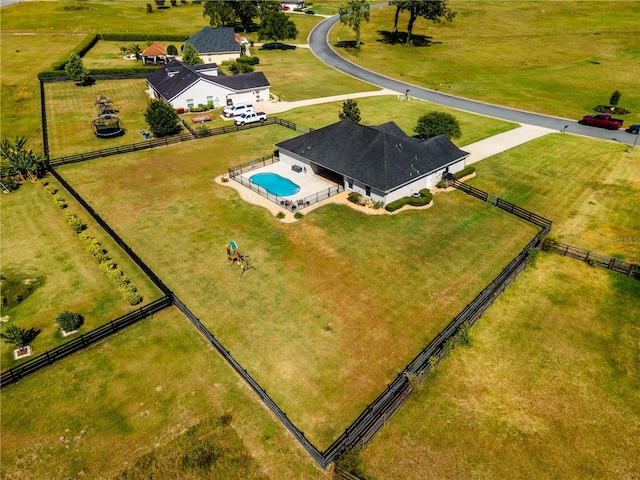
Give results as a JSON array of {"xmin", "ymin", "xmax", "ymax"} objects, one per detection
[{"xmin": 249, "ymin": 172, "xmax": 300, "ymax": 197}]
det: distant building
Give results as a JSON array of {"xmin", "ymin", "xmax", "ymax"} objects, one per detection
[
  {"xmin": 146, "ymin": 60, "xmax": 270, "ymax": 110},
  {"xmin": 141, "ymin": 42, "xmax": 174, "ymax": 66},
  {"xmin": 184, "ymin": 26, "xmax": 241, "ymax": 64}
]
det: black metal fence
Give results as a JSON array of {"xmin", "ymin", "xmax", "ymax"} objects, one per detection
[
  {"xmin": 448, "ymin": 177, "xmax": 552, "ymax": 229},
  {"xmin": 228, "ymin": 157, "xmax": 343, "ymax": 212},
  {"xmin": 0, "ymin": 296, "xmax": 172, "ymax": 389},
  {"xmin": 551, "ymin": 242, "xmax": 639, "ymax": 278},
  {"xmin": 47, "ymin": 117, "xmax": 311, "ymax": 168}
]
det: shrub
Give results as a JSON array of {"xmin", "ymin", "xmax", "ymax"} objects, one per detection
[
  {"xmin": 458, "ymin": 322, "xmax": 470, "ymax": 345},
  {"xmin": 372, "ymin": 201, "xmax": 384, "ymax": 210},
  {"xmin": 146, "ymin": 3, "xmax": 153, "ymax": 13},
  {"xmin": 294, "ymin": 211, "xmax": 303, "ymax": 219},
  {"xmin": 238, "ymin": 55, "xmax": 260, "ymax": 65},
  {"xmin": 385, "ymin": 190, "xmax": 432, "ymax": 212},
  {"xmin": 276, "ymin": 211, "xmax": 285, "ymax": 219},
  {"xmin": 56, "ymin": 311, "xmax": 85, "ymax": 332},
  {"xmin": 347, "ymin": 192, "xmax": 363, "ymax": 205},
  {"xmin": 0, "ymin": 324, "xmax": 41, "ymax": 348},
  {"xmin": 54, "ymin": 195, "xmax": 67, "ymax": 209},
  {"xmin": 453, "ymin": 166, "xmax": 475, "ymax": 179},
  {"xmin": 1, "ymin": 175, "xmax": 19, "ymax": 192},
  {"xmin": 65, "ymin": 211, "xmax": 86, "ymax": 233},
  {"xmin": 167, "ymin": 44, "xmax": 178, "ymax": 55}
]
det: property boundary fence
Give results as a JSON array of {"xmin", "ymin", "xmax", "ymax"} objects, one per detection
[
  {"xmin": 550, "ymin": 242, "xmax": 639, "ymax": 278},
  {"xmin": 47, "ymin": 117, "xmax": 311, "ymax": 167},
  {"xmin": 40, "ymin": 79, "xmax": 50, "ymax": 160},
  {"xmin": 0, "ymin": 296, "xmax": 171, "ymax": 389},
  {"xmin": 228, "ymin": 156, "xmax": 343, "ymax": 212},
  {"xmin": 321, "ymin": 225, "xmax": 551, "ymax": 465},
  {"xmin": 447, "ymin": 177, "xmax": 552, "ymax": 229}
]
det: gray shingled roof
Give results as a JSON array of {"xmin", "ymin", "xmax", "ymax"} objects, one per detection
[
  {"xmin": 275, "ymin": 121, "xmax": 469, "ymax": 192},
  {"xmin": 147, "ymin": 60, "xmax": 270, "ymax": 102},
  {"xmin": 185, "ymin": 26, "xmax": 241, "ymax": 55}
]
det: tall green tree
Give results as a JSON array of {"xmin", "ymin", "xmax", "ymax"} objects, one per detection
[
  {"xmin": 144, "ymin": 99, "xmax": 182, "ymax": 137},
  {"xmin": 182, "ymin": 43, "xmax": 203, "ymax": 65},
  {"xmin": 65, "ymin": 53, "xmax": 88, "ymax": 85},
  {"xmin": 414, "ymin": 111, "xmax": 461, "ymax": 140},
  {"xmin": 405, "ymin": 0, "xmax": 456, "ymax": 46},
  {"xmin": 609, "ymin": 90, "xmax": 621, "ymax": 107},
  {"xmin": 339, "ymin": 99, "xmax": 361, "ymax": 123},
  {"xmin": 392, "ymin": 0, "xmax": 411, "ymax": 33},
  {"xmin": 0, "ymin": 136, "xmax": 47, "ymax": 182},
  {"xmin": 232, "ymin": 0, "xmax": 259, "ymax": 32},
  {"xmin": 339, "ymin": 0, "xmax": 370, "ymax": 48},
  {"xmin": 258, "ymin": 8, "xmax": 298, "ymax": 44},
  {"xmin": 203, "ymin": 0, "xmax": 236, "ymax": 27}
]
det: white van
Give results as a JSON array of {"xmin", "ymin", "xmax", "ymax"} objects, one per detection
[{"xmin": 223, "ymin": 103, "xmax": 254, "ymax": 118}]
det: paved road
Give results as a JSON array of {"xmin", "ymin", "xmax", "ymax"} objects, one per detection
[{"xmin": 308, "ymin": 13, "xmax": 639, "ymax": 147}]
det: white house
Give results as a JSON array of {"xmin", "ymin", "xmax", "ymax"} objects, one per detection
[
  {"xmin": 275, "ymin": 121, "xmax": 469, "ymax": 205},
  {"xmin": 146, "ymin": 60, "xmax": 270, "ymax": 110},
  {"xmin": 184, "ymin": 26, "xmax": 241, "ymax": 64}
]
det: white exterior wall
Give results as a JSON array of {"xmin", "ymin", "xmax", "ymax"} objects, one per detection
[
  {"xmin": 425, "ymin": 158, "xmax": 467, "ymax": 188},
  {"xmin": 385, "ymin": 177, "xmax": 429, "ymax": 204},
  {"xmin": 199, "ymin": 52, "xmax": 240, "ymax": 64},
  {"xmin": 227, "ymin": 87, "xmax": 270, "ymax": 106},
  {"xmin": 278, "ymin": 150, "xmax": 311, "ymax": 172},
  {"xmin": 170, "ymin": 79, "xmax": 232, "ymax": 109}
]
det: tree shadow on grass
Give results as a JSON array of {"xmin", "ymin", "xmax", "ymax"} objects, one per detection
[
  {"xmin": 377, "ymin": 30, "xmax": 439, "ymax": 47},
  {"xmin": 334, "ymin": 40, "xmax": 363, "ymax": 49}
]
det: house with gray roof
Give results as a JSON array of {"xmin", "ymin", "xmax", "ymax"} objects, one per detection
[
  {"xmin": 275, "ymin": 120, "xmax": 469, "ymax": 205},
  {"xmin": 184, "ymin": 26, "xmax": 241, "ymax": 64},
  {"xmin": 146, "ymin": 60, "xmax": 270, "ymax": 110}
]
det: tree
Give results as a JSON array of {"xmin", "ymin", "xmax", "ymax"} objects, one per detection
[
  {"xmin": 166, "ymin": 44, "xmax": 178, "ymax": 55},
  {"xmin": 1, "ymin": 324, "xmax": 41, "ymax": 349},
  {"xmin": 392, "ymin": 0, "xmax": 411, "ymax": 33},
  {"xmin": 339, "ymin": 0, "xmax": 370, "ymax": 48},
  {"xmin": 0, "ymin": 136, "xmax": 47, "ymax": 182},
  {"xmin": 144, "ymin": 99, "xmax": 182, "ymax": 137},
  {"xmin": 127, "ymin": 43, "xmax": 143, "ymax": 60},
  {"xmin": 339, "ymin": 99, "xmax": 361, "ymax": 123},
  {"xmin": 182, "ymin": 43, "xmax": 203, "ymax": 65},
  {"xmin": 56, "ymin": 311, "xmax": 85, "ymax": 332},
  {"xmin": 258, "ymin": 8, "xmax": 298, "ymax": 44},
  {"xmin": 414, "ymin": 111, "xmax": 461, "ymax": 140},
  {"xmin": 229, "ymin": 60, "xmax": 254, "ymax": 74},
  {"xmin": 610, "ymin": 90, "xmax": 621, "ymax": 107},
  {"xmin": 232, "ymin": 0, "xmax": 259, "ymax": 33},
  {"xmin": 203, "ymin": 0, "xmax": 236, "ymax": 27},
  {"xmin": 65, "ymin": 53, "xmax": 88, "ymax": 85},
  {"xmin": 404, "ymin": 0, "xmax": 456, "ymax": 46}
]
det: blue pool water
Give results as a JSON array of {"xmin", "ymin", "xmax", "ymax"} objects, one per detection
[{"xmin": 249, "ymin": 172, "xmax": 300, "ymax": 197}]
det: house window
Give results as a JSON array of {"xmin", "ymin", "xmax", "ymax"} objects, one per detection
[
  {"xmin": 206, "ymin": 96, "xmax": 214, "ymax": 106},
  {"xmin": 365, "ymin": 185, "xmax": 371, "ymax": 197},
  {"xmin": 186, "ymin": 99, "xmax": 194, "ymax": 108},
  {"xmin": 347, "ymin": 178, "xmax": 353, "ymax": 189}
]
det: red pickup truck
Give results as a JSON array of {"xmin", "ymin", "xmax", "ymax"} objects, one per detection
[{"xmin": 579, "ymin": 114, "xmax": 623, "ymax": 130}]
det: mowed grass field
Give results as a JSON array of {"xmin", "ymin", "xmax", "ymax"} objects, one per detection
[
  {"xmin": 0, "ymin": 307, "xmax": 326, "ymax": 480},
  {"xmin": 0, "ymin": 179, "xmax": 160, "ymax": 370},
  {"xmin": 361, "ymin": 254, "xmax": 640, "ymax": 480},
  {"xmin": 330, "ymin": 1, "xmax": 640, "ymax": 123},
  {"xmin": 54, "ymin": 124, "xmax": 539, "ymax": 447}
]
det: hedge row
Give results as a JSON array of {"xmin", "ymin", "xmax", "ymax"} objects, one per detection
[
  {"xmin": 50, "ymin": 34, "xmax": 100, "ymax": 70},
  {"xmin": 52, "ymin": 187, "xmax": 144, "ymax": 306},
  {"xmin": 385, "ymin": 189, "xmax": 433, "ymax": 212},
  {"xmin": 100, "ymin": 33, "xmax": 188, "ymax": 42},
  {"xmin": 38, "ymin": 68, "xmax": 151, "ymax": 81}
]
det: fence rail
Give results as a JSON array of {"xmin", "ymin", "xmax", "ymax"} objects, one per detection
[
  {"xmin": 448, "ymin": 178, "xmax": 552, "ymax": 229},
  {"xmin": 551, "ymin": 242, "xmax": 639, "ymax": 277},
  {"xmin": 47, "ymin": 117, "xmax": 311, "ymax": 168},
  {"xmin": 0, "ymin": 296, "xmax": 171, "ymax": 389},
  {"xmin": 228, "ymin": 156, "xmax": 343, "ymax": 212}
]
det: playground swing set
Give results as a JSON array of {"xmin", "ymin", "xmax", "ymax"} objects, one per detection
[{"xmin": 226, "ymin": 241, "xmax": 255, "ymax": 277}]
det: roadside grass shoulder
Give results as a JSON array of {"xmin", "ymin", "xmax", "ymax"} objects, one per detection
[
  {"xmin": 0, "ymin": 308, "xmax": 325, "ymax": 479},
  {"xmin": 330, "ymin": 1, "xmax": 640, "ymax": 123},
  {"xmin": 361, "ymin": 254, "xmax": 640, "ymax": 480}
]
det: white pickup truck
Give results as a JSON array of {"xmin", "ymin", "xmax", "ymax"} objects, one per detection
[{"xmin": 234, "ymin": 111, "xmax": 267, "ymax": 126}]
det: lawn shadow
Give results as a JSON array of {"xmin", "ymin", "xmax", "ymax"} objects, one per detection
[{"xmin": 377, "ymin": 30, "xmax": 438, "ymax": 47}]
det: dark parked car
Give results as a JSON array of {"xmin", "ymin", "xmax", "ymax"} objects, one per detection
[
  {"xmin": 305, "ymin": 9, "xmax": 315, "ymax": 14},
  {"xmin": 628, "ymin": 124, "xmax": 640, "ymax": 134},
  {"xmin": 260, "ymin": 42, "xmax": 296, "ymax": 50}
]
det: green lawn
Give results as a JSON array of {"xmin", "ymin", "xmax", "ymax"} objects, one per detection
[
  {"xmin": 361, "ymin": 254, "xmax": 640, "ymax": 480},
  {"xmin": 0, "ymin": 308, "xmax": 325, "ymax": 480},
  {"xmin": 55, "ymin": 125, "xmax": 539, "ymax": 447},
  {"xmin": 330, "ymin": 1, "xmax": 640, "ymax": 123},
  {"xmin": 467, "ymin": 134, "xmax": 640, "ymax": 261},
  {"xmin": 0, "ymin": 179, "xmax": 160, "ymax": 370}
]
